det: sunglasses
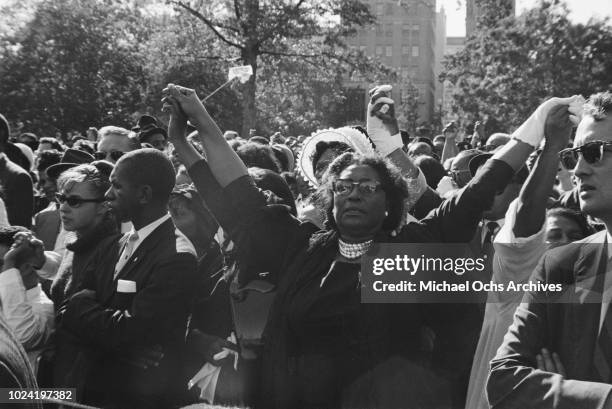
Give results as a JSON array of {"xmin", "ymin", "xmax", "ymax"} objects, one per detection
[
  {"xmin": 94, "ymin": 150, "xmax": 124, "ymax": 162},
  {"xmin": 332, "ymin": 179, "xmax": 382, "ymax": 196},
  {"xmin": 559, "ymin": 141, "xmax": 612, "ymax": 170},
  {"xmin": 55, "ymin": 193, "xmax": 105, "ymax": 208}
]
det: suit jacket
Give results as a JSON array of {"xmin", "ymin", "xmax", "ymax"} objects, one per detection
[
  {"xmin": 0, "ymin": 153, "xmax": 33, "ymax": 228},
  {"xmin": 33, "ymin": 204, "xmax": 61, "ymax": 252},
  {"xmin": 487, "ymin": 230, "xmax": 612, "ymax": 409},
  {"xmin": 57, "ymin": 218, "xmax": 198, "ymax": 408}
]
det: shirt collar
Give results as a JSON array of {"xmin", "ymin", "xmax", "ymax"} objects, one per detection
[{"xmin": 129, "ymin": 213, "xmax": 171, "ymax": 244}]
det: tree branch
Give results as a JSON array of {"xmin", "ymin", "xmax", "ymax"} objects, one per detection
[
  {"xmin": 170, "ymin": 1, "xmax": 244, "ymax": 49},
  {"xmin": 256, "ymin": 0, "xmax": 307, "ymax": 46}
]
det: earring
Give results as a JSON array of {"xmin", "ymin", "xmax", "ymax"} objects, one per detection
[{"xmin": 385, "ymin": 210, "xmax": 389, "ymax": 217}]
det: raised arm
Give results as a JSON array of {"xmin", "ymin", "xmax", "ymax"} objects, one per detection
[
  {"xmin": 366, "ymin": 85, "xmax": 428, "ymax": 207},
  {"xmin": 513, "ymin": 105, "xmax": 573, "ymax": 238},
  {"xmin": 162, "ymin": 84, "xmax": 247, "ymax": 187}
]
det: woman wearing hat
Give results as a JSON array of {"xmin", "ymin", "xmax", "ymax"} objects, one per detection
[{"xmin": 161, "ymin": 83, "xmax": 550, "ymax": 408}]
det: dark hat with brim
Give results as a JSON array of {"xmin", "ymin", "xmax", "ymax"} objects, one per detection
[
  {"xmin": 46, "ymin": 148, "xmax": 94, "ymax": 179},
  {"xmin": 132, "ymin": 114, "xmax": 157, "ymax": 132},
  {"xmin": 139, "ymin": 126, "xmax": 167, "ymax": 142}
]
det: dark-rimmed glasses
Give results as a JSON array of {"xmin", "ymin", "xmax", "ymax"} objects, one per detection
[
  {"xmin": 55, "ymin": 193, "xmax": 105, "ymax": 208},
  {"xmin": 559, "ymin": 141, "xmax": 612, "ymax": 170},
  {"xmin": 332, "ymin": 179, "xmax": 382, "ymax": 196}
]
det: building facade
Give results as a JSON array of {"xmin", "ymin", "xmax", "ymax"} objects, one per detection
[{"xmin": 345, "ymin": 0, "xmax": 440, "ymax": 131}]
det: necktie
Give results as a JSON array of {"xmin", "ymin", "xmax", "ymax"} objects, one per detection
[
  {"xmin": 483, "ymin": 221, "xmax": 499, "ymax": 246},
  {"xmin": 114, "ymin": 232, "xmax": 139, "ymax": 278}
]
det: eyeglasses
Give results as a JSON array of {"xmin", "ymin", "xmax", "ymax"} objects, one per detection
[
  {"xmin": 94, "ymin": 150, "xmax": 124, "ymax": 162},
  {"xmin": 559, "ymin": 141, "xmax": 612, "ymax": 170},
  {"xmin": 332, "ymin": 179, "xmax": 382, "ymax": 196},
  {"xmin": 55, "ymin": 193, "xmax": 105, "ymax": 208}
]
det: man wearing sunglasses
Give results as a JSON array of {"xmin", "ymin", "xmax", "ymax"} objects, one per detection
[
  {"xmin": 95, "ymin": 125, "xmax": 141, "ymax": 163},
  {"xmin": 489, "ymin": 92, "xmax": 612, "ymax": 409}
]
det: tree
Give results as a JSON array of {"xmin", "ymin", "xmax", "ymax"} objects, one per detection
[
  {"xmin": 0, "ymin": 0, "xmax": 150, "ymax": 135},
  {"xmin": 441, "ymin": 0, "xmax": 612, "ymax": 132},
  {"xmin": 169, "ymin": 0, "xmax": 378, "ymax": 137}
]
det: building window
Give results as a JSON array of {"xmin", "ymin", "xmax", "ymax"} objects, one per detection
[
  {"xmin": 376, "ymin": 3, "xmax": 383, "ymax": 15},
  {"xmin": 376, "ymin": 46, "xmax": 383, "ymax": 55},
  {"xmin": 403, "ymin": 23, "xmax": 411, "ymax": 31},
  {"xmin": 385, "ymin": 3, "xmax": 394, "ymax": 15},
  {"xmin": 385, "ymin": 46, "xmax": 392, "ymax": 57},
  {"xmin": 386, "ymin": 29, "xmax": 393, "ymax": 37},
  {"xmin": 402, "ymin": 45, "xmax": 410, "ymax": 55},
  {"xmin": 412, "ymin": 46, "xmax": 419, "ymax": 57},
  {"xmin": 412, "ymin": 24, "xmax": 420, "ymax": 32}
]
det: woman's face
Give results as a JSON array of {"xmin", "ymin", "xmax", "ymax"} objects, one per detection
[
  {"xmin": 59, "ymin": 181, "xmax": 107, "ymax": 235},
  {"xmin": 545, "ymin": 214, "xmax": 585, "ymax": 249},
  {"xmin": 333, "ymin": 164, "xmax": 387, "ymax": 241}
]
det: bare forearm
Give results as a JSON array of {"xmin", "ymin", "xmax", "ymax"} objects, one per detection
[
  {"xmin": 192, "ymin": 111, "xmax": 248, "ymax": 187},
  {"xmin": 441, "ymin": 136, "xmax": 458, "ymax": 164},
  {"xmin": 513, "ymin": 148, "xmax": 559, "ymax": 238}
]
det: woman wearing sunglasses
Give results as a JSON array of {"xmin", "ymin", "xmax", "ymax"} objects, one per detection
[
  {"xmin": 49, "ymin": 163, "xmax": 119, "ymax": 306},
  {"xmin": 163, "ymin": 83, "xmax": 580, "ymax": 409}
]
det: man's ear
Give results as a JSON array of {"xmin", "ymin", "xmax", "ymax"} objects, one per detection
[{"xmin": 139, "ymin": 185, "xmax": 153, "ymax": 205}]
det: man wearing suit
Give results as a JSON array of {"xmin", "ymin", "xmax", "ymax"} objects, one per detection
[
  {"xmin": 0, "ymin": 114, "xmax": 33, "ymax": 228},
  {"xmin": 488, "ymin": 92, "xmax": 612, "ymax": 408},
  {"xmin": 56, "ymin": 148, "xmax": 198, "ymax": 408}
]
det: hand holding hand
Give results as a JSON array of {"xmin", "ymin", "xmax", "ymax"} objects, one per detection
[
  {"xmin": 513, "ymin": 95, "xmax": 584, "ymax": 148},
  {"xmin": 161, "ymin": 84, "xmax": 207, "ymax": 126},
  {"xmin": 3, "ymin": 232, "xmax": 38, "ymax": 270},
  {"xmin": 544, "ymin": 104, "xmax": 573, "ymax": 150},
  {"xmin": 162, "ymin": 94, "xmax": 188, "ymax": 143}
]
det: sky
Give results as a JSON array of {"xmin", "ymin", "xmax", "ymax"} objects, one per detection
[{"xmin": 441, "ymin": 0, "xmax": 612, "ymax": 37}]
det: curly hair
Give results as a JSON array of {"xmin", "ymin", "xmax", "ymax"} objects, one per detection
[
  {"xmin": 57, "ymin": 164, "xmax": 110, "ymax": 199},
  {"xmin": 317, "ymin": 152, "xmax": 409, "ymax": 232},
  {"xmin": 584, "ymin": 91, "xmax": 612, "ymax": 121},
  {"xmin": 311, "ymin": 141, "xmax": 352, "ymax": 172}
]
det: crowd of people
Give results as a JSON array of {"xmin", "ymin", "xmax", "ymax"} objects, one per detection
[{"xmin": 0, "ymin": 82, "xmax": 611, "ymax": 409}]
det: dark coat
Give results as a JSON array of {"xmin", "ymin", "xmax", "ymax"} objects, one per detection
[
  {"xmin": 188, "ymin": 159, "xmax": 514, "ymax": 409},
  {"xmin": 50, "ymin": 217, "xmax": 120, "ymax": 306},
  {"xmin": 488, "ymin": 231, "xmax": 612, "ymax": 408},
  {"xmin": 0, "ymin": 153, "xmax": 33, "ymax": 228},
  {"xmin": 55, "ymin": 218, "xmax": 198, "ymax": 409}
]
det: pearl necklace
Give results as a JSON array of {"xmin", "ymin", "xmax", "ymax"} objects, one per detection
[{"xmin": 338, "ymin": 239, "xmax": 373, "ymax": 260}]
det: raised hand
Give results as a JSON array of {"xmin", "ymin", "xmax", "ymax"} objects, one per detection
[
  {"xmin": 367, "ymin": 85, "xmax": 402, "ymax": 157},
  {"xmin": 544, "ymin": 104, "xmax": 573, "ymax": 150},
  {"xmin": 161, "ymin": 84, "xmax": 208, "ymax": 125}
]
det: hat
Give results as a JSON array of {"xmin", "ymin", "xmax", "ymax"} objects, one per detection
[
  {"xmin": 46, "ymin": 148, "xmax": 95, "ymax": 179},
  {"xmin": 297, "ymin": 127, "xmax": 376, "ymax": 188},
  {"xmin": 133, "ymin": 115, "xmax": 167, "ymax": 142}
]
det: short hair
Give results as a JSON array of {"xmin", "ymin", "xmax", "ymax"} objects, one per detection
[
  {"xmin": 57, "ymin": 164, "xmax": 110, "ymax": 198},
  {"xmin": 311, "ymin": 141, "xmax": 352, "ymax": 171},
  {"xmin": 37, "ymin": 149, "xmax": 62, "ymax": 172},
  {"xmin": 98, "ymin": 126, "xmax": 141, "ymax": 150},
  {"xmin": 318, "ymin": 152, "xmax": 408, "ymax": 232},
  {"xmin": 117, "ymin": 148, "xmax": 176, "ymax": 203},
  {"xmin": 414, "ymin": 155, "xmax": 446, "ymax": 189},
  {"xmin": 583, "ymin": 92, "xmax": 612, "ymax": 121},
  {"xmin": 236, "ymin": 142, "xmax": 281, "ymax": 173},
  {"xmin": 546, "ymin": 206, "xmax": 594, "ymax": 239},
  {"xmin": 0, "ymin": 225, "xmax": 30, "ymax": 248},
  {"xmin": 249, "ymin": 167, "xmax": 297, "ymax": 216},
  {"xmin": 38, "ymin": 137, "xmax": 64, "ymax": 151}
]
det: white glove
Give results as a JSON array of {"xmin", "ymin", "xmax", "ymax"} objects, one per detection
[
  {"xmin": 512, "ymin": 95, "xmax": 585, "ymax": 148},
  {"xmin": 367, "ymin": 85, "xmax": 403, "ymax": 157}
]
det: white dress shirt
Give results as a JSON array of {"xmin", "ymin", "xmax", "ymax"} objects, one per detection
[{"xmin": 0, "ymin": 268, "xmax": 55, "ymax": 367}]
